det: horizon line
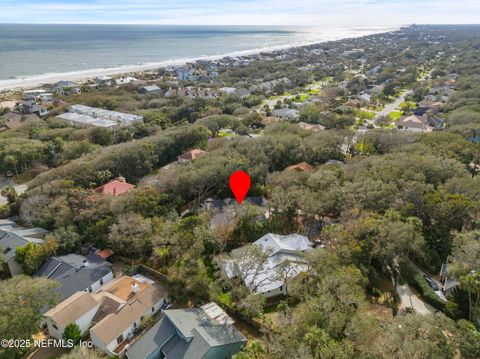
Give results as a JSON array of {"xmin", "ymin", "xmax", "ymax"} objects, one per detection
[{"xmin": 2, "ymin": 22, "xmax": 478, "ymax": 26}]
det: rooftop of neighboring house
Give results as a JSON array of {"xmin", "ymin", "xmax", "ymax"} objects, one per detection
[
  {"xmin": 397, "ymin": 115, "xmax": 432, "ymax": 131},
  {"xmin": 94, "ymin": 177, "xmax": 135, "ymax": 196},
  {"xmin": 44, "ymin": 291, "xmax": 100, "ymax": 328},
  {"xmin": 225, "ymin": 233, "xmax": 313, "ymax": 294},
  {"xmin": 34, "ymin": 248, "xmax": 112, "ymax": 303},
  {"xmin": 125, "ymin": 302, "xmax": 246, "ymax": 359},
  {"xmin": 285, "ymin": 162, "xmax": 314, "ymax": 173},
  {"xmin": 140, "ymin": 85, "xmax": 161, "ymax": 92},
  {"xmin": 44, "ymin": 275, "xmax": 167, "ymax": 346},
  {"xmin": 200, "ymin": 197, "xmax": 268, "ymax": 229},
  {"xmin": 271, "ymin": 108, "xmax": 300, "ymax": 118},
  {"xmin": 57, "ymin": 112, "xmax": 118, "ymax": 128},
  {"xmin": 177, "ymin": 148, "xmax": 207, "ymax": 161},
  {"xmin": 90, "ymin": 275, "xmax": 167, "ymax": 346},
  {"xmin": 237, "ymin": 87, "xmax": 251, "ymax": 97},
  {"xmin": 67, "ymin": 104, "xmax": 143, "ymax": 125},
  {"xmin": 254, "ymin": 233, "xmax": 312, "ymax": 256},
  {"xmin": 54, "ymin": 80, "xmax": 80, "ymax": 88},
  {"xmin": 297, "ymin": 122, "xmax": 326, "ymax": 131},
  {"xmin": 0, "ymin": 112, "xmax": 22, "ymax": 131},
  {"xmin": 99, "ymin": 275, "xmax": 151, "ymax": 301},
  {"xmin": 418, "ymin": 99, "xmax": 443, "ymax": 107},
  {"xmin": 0, "ymin": 222, "xmax": 47, "ymax": 262}
]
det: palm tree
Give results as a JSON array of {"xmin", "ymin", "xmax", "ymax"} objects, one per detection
[{"xmin": 460, "ymin": 272, "xmax": 480, "ymax": 321}]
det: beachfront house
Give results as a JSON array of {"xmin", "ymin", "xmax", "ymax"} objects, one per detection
[
  {"xmin": 95, "ymin": 75, "xmax": 113, "ymax": 86},
  {"xmin": 53, "ymin": 81, "xmax": 81, "ymax": 96},
  {"xmin": 177, "ymin": 66, "xmax": 196, "ymax": 81},
  {"xmin": 125, "ymin": 302, "xmax": 247, "ymax": 359}
]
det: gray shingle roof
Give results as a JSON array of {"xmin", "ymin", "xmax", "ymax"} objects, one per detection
[
  {"xmin": 126, "ymin": 307, "xmax": 246, "ymax": 359},
  {"xmin": 125, "ymin": 313, "xmax": 176, "ymax": 359},
  {"xmin": 0, "ymin": 226, "xmax": 44, "ymax": 262},
  {"xmin": 0, "ymin": 231, "xmax": 27, "ymax": 261},
  {"xmin": 34, "ymin": 251, "xmax": 112, "ymax": 304}
]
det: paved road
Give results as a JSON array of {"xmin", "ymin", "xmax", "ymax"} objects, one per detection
[
  {"xmin": 408, "ymin": 260, "xmax": 447, "ymax": 301},
  {"xmin": 375, "ymin": 90, "xmax": 412, "ymax": 120},
  {"xmin": 0, "ymin": 176, "xmax": 27, "ymax": 205},
  {"xmin": 396, "ymin": 283, "xmax": 435, "ymax": 315}
]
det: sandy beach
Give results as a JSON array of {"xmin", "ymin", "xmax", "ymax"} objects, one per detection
[
  {"xmin": 0, "ymin": 42, "xmax": 310, "ymax": 92},
  {"xmin": 0, "ymin": 26, "xmax": 401, "ymax": 93},
  {"xmin": 0, "ymin": 59, "xmax": 186, "ymax": 92}
]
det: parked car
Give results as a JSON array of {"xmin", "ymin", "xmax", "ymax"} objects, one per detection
[{"xmin": 423, "ymin": 275, "xmax": 439, "ymax": 291}]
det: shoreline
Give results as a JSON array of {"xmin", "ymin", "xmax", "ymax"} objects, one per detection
[{"xmin": 0, "ymin": 26, "xmax": 401, "ymax": 93}]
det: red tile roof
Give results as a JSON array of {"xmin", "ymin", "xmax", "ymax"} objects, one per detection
[
  {"xmin": 177, "ymin": 149, "xmax": 207, "ymax": 161},
  {"xmin": 285, "ymin": 162, "xmax": 314, "ymax": 173},
  {"xmin": 94, "ymin": 179, "xmax": 134, "ymax": 196},
  {"xmin": 96, "ymin": 249, "xmax": 114, "ymax": 259}
]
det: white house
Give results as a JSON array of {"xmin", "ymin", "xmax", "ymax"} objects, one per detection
[
  {"xmin": 44, "ymin": 292, "xmax": 100, "ymax": 340},
  {"xmin": 89, "ymin": 275, "xmax": 167, "ymax": 356},
  {"xmin": 57, "ymin": 104, "xmax": 143, "ymax": 129},
  {"xmin": 224, "ymin": 233, "xmax": 313, "ymax": 298}
]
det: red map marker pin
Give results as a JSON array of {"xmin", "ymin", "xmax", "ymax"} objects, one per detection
[{"xmin": 229, "ymin": 170, "xmax": 251, "ymax": 204}]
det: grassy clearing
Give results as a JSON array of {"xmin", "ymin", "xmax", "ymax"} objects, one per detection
[
  {"xmin": 355, "ymin": 109, "xmax": 376, "ymax": 120},
  {"xmin": 399, "ymin": 101, "xmax": 417, "ymax": 110},
  {"xmin": 296, "ymin": 94, "xmax": 310, "ymax": 102},
  {"xmin": 389, "ymin": 111, "xmax": 403, "ymax": 121},
  {"xmin": 218, "ymin": 131, "xmax": 235, "ymax": 137}
]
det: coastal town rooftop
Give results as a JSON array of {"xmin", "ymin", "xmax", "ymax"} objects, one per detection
[{"xmin": 57, "ymin": 104, "xmax": 143, "ymax": 128}]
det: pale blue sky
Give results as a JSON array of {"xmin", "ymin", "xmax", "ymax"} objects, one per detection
[{"xmin": 1, "ymin": 0, "xmax": 480, "ymax": 25}]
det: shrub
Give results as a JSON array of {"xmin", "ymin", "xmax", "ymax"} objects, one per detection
[
  {"xmin": 63, "ymin": 323, "xmax": 81, "ymax": 343},
  {"xmin": 401, "ymin": 263, "xmax": 447, "ymax": 313}
]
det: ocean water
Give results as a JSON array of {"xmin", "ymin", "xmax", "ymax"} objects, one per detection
[{"xmin": 0, "ymin": 24, "xmax": 397, "ymax": 81}]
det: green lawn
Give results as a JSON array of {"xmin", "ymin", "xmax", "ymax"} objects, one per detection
[
  {"xmin": 218, "ymin": 131, "xmax": 235, "ymax": 137},
  {"xmin": 389, "ymin": 111, "xmax": 403, "ymax": 121},
  {"xmin": 355, "ymin": 109, "xmax": 376, "ymax": 120},
  {"xmin": 297, "ymin": 94, "xmax": 310, "ymax": 102},
  {"xmin": 399, "ymin": 101, "xmax": 417, "ymax": 110}
]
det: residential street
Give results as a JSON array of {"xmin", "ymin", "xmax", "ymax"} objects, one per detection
[{"xmin": 374, "ymin": 90, "xmax": 412, "ymax": 120}]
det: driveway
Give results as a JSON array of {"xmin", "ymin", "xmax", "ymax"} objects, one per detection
[
  {"xmin": 0, "ymin": 182, "xmax": 27, "ymax": 205},
  {"xmin": 396, "ymin": 283, "xmax": 435, "ymax": 315}
]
